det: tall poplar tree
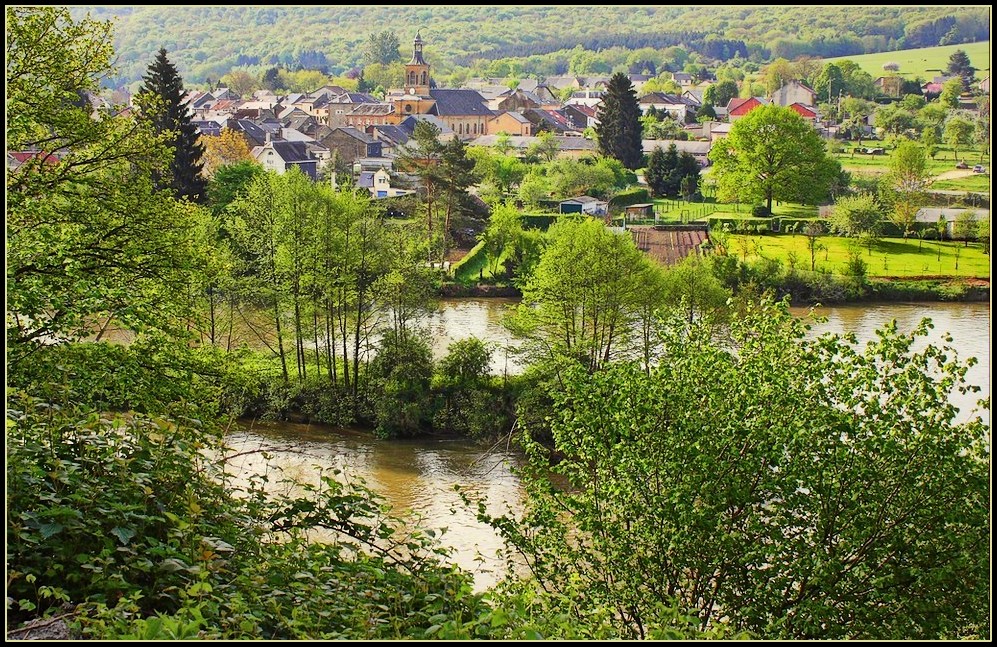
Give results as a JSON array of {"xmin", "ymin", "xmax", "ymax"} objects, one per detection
[
  {"xmin": 139, "ymin": 47, "xmax": 207, "ymax": 203},
  {"xmin": 595, "ymin": 72, "xmax": 644, "ymax": 170}
]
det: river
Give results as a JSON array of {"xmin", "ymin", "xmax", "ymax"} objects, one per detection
[{"xmin": 224, "ymin": 298, "xmax": 990, "ymax": 592}]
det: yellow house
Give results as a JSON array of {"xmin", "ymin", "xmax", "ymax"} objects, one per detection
[{"xmin": 487, "ymin": 111, "xmax": 533, "ymax": 136}]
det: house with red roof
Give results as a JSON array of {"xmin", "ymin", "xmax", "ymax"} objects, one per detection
[
  {"xmin": 788, "ymin": 102, "xmax": 817, "ymax": 121},
  {"xmin": 726, "ymin": 97, "xmax": 766, "ymax": 121}
]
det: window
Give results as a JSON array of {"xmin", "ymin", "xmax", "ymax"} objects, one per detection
[{"xmin": 421, "ymin": 71, "xmax": 427, "ymax": 85}]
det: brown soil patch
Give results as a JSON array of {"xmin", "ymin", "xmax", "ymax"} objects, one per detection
[{"xmin": 446, "ymin": 247, "xmax": 471, "ymax": 263}]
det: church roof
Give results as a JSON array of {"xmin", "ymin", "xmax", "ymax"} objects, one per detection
[{"xmin": 428, "ymin": 89, "xmax": 494, "ymax": 117}]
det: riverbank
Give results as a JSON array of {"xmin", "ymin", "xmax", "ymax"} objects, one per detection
[
  {"xmin": 438, "ymin": 283, "xmax": 522, "ymax": 298},
  {"xmin": 440, "ymin": 276, "xmax": 990, "ymax": 306}
]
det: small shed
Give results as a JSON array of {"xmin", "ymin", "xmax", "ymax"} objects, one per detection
[
  {"xmin": 624, "ymin": 203, "xmax": 655, "ymax": 220},
  {"xmin": 560, "ymin": 195, "xmax": 608, "ymax": 215}
]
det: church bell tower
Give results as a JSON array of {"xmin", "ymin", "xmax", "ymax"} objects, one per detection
[{"xmin": 404, "ymin": 32, "xmax": 431, "ymax": 97}]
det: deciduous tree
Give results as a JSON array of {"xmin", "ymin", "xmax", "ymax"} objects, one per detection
[
  {"xmin": 200, "ymin": 128, "xmax": 256, "ymax": 176},
  {"xmin": 707, "ymin": 104, "xmax": 841, "ymax": 212},
  {"xmin": 7, "ymin": 7, "xmax": 210, "ymax": 361},
  {"xmin": 481, "ymin": 297, "xmax": 989, "ymax": 640},
  {"xmin": 878, "ymin": 140, "xmax": 929, "ymax": 240}
]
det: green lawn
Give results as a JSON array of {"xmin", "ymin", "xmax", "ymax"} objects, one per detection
[
  {"xmin": 930, "ymin": 174, "xmax": 991, "ymax": 192},
  {"xmin": 727, "ymin": 233, "xmax": 990, "ymax": 279},
  {"xmin": 824, "ymin": 41, "xmax": 991, "ymax": 81},
  {"xmin": 834, "ymin": 146, "xmax": 991, "ymax": 176}
]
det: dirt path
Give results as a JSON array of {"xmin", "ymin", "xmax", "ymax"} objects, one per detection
[{"xmin": 933, "ymin": 169, "xmax": 981, "ymax": 181}]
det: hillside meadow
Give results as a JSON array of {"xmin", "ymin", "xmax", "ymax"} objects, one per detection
[{"xmin": 825, "ymin": 40, "xmax": 991, "ymax": 81}]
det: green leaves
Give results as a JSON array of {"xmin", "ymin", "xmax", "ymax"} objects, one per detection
[
  {"xmin": 110, "ymin": 527, "xmax": 137, "ymax": 546},
  {"xmin": 493, "ymin": 296, "xmax": 989, "ymax": 639}
]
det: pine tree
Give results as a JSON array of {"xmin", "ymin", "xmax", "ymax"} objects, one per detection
[
  {"xmin": 138, "ymin": 47, "xmax": 207, "ymax": 203},
  {"xmin": 662, "ymin": 142, "xmax": 681, "ymax": 197},
  {"xmin": 595, "ymin": 72, "xmax": 644, "ymax": 170},
  {"xmin": 946, "ymin": 49, "xmax": 976, "ymax": 92},
  {"xmin": 645, "ymin": 147, "xmax": 668, "ymax": 198}
]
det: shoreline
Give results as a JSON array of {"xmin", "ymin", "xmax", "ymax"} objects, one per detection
[{"xmin": 438, "ymin": 276, "xmax": 991, "ymax": 306}]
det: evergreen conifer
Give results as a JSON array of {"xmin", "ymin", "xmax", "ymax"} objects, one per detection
[
  {"xmin": 595, "ymin": 72, "xmax": 644, "ymax": 170},
  {"xmin": 138, "ymin": 47, "xmax": 207, "ymax": 203}
]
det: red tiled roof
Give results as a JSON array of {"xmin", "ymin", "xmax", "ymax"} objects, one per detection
[
  {"xmin": 8, "ymin": 151, "xmax": 59, "ymax": 165},
  {"xmin": 788, "ymin": 103, "xmax": 816, "ymax": 118},
  {"xmin": 728, "ymin": 97, "xmax": 762, "ymax": 116}
]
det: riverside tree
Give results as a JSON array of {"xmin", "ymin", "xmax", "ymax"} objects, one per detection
[
  {"xmin": 505, "ymin": 216, "xmax": 665, "ymax": 373},
  {"xmin": 7, "ymin": 6, "xmax": 211, "ymax": 363},
  {"xmin": 878, "ymin": 140, "xmax": 930, "ymax": 240},
  {"xmin": 480, "ymin": 297, "xmax": 990, "ymax": 640},
  {"xmin": 138, "ymin": 47, "xmax": 208, "ymax": 203},
  {"xmin": 595, "ymin": 72, "xmax": 644, "ymax": 170},
  {"xmin": 707, "ymin": 104, "xmax": 842, "ymax": 213}
]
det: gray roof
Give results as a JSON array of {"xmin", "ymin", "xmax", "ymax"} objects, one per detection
[
  {"xmin": 429, "ymin": 89, "xmax": 494, "ymax": 117},
  {"xmin": 349, "ymin": 103, "xmax": 393, "ymax": 116},
  {"xmin": 371, "ymin": 124, "xmax": 411, "ymax": 146},
  {"xmin": 642, "ymin": 140, "xmax": 712, "ymax": 156},
  {"xmin": 332, "ymin": 126, "xmax": 376, "ymax": 144},
  {"xmin": 230, "ymin": 119, "xmax": 268, "ymax": 146},
  {"xmin": 400, "ymin": 114, "xmax": 453, "ymax": 134},
  {"xmin": 562, "ymin": 195, "xmax": 603, "ymax": 204},
  {"xmin": 915, "ymin": 207, "xmax": 989, "ymax": 223},
  {"xmin": 358, "ymin": 171, "xmax": 376, "ymax": 188},
  {"xmin": 269, "ymin": 141, "xmax": 314, "ymax": 163}
]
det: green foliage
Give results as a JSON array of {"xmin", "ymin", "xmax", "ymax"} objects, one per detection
[
  {"xmin": 433, "ymin": 337, "xmax": 511, "ymax": 439},
  {"xmin": 138, "ymin": 47, "xmax": 208, "ymax": 203},
  {"xmin": 368, "ymin": 333, "xmax": 435, "ymax": 438},
  {"xmin": 608, "ymin": 187, "xmax": 651, "ymax": 210},
  {"xmin": 595, "ymin": 72, "xmax": 644, "ymax": 170},
  {"xmin": 480, "ymin": 202, "xmax": 526, "ymax": 278},
  {"xmin": 207, "ymin": 161, "xmax": 265, "ymax": 215},
  {"xmin": 7, "ymin": 394, "xmax": 490, "ymax": 639},
  {"xmin": 506, "ymin": 217, "xmax": 665, "ymax": 373},
  {"xmin": 7, "ymin": 7, "xmax": 214, "ymax": 363},
  {"xmin": 829, "ymin": 192, "xmax": 882, "ymax": 241},
  {"xmin": 481, "ymin": 297, "xmax": 989, "ymax": 639},
  {"xmin": 708, "ymin": 105, "xmax": 843, "ymax": 212},
  {"xmin": 363, "ymin": 30, "xmax": 401, "ymax": 66}
]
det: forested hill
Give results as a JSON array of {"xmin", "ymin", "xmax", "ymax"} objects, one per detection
[{"xmin": 72, "ymin": 5, "xmax": 990, "ymax": 87}]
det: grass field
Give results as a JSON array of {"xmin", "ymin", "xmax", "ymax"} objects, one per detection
[
  {"xmin": 727, "ymin": 233, "xmax": 990, "ymax": 279},
  {"xmin": 824, "ymin": 41, "xmax": 991, "ymax": 81}
]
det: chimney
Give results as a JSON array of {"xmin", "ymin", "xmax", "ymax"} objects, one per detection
[{"xmin": 265, "ymin": 131, "xmax": 272, "ymax": 144}]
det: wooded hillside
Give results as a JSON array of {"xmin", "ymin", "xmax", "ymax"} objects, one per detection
[{"xmin": 71, "ymin": 6, "xmax": 990, "ymax": 87}]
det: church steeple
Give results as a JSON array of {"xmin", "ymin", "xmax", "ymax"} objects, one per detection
[{"xmin": 404, "ymin": 31, "xmax": 431, "ymax": 96}]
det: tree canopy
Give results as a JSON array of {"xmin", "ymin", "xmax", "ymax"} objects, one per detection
[
  {"xmin": 483, "ymin": 297, "xmax": 990, "ymax": 639},
  {"xmin": 7, "ymin": 7, "xmax": 212, "ymax": 361},
  {"xmin": 138, "ymin": 47, "xmax": 208, "ymax": 202},
  {"xmin": 707, "ymin": 104, "xmax": 842, "ymax": 212},
  {"xmin": 595, "ymin": 72, "xmax": 644, "ymax": 170}
]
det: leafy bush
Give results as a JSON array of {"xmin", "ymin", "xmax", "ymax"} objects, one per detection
[
  {"xmin": 751, "ymin": 204, "xmax": 771, "ymax": 217},
  {"xmin": 7, "ymin": 393, "xmax": 492, "ymax": 639},
  {"xmin": 368, "ymin": 333, "xmax": 435, "ymax": 438}
]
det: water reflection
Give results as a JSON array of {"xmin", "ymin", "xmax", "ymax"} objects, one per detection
[
  {"xmin": 223, "ymin": 420, "xmax": 526, "ymax": 591},
  {"xmin": 792, "ymin": 302, "xmax": 990, "ymax": 424}
]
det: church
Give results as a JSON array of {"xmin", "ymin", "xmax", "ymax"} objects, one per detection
[{"xmin": 346, "ymin": 33, "xmax": 494, "ymax": 138}]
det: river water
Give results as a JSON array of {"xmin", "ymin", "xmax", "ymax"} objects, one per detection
[{"xmin": 225, "ymin": 298, "xmax": 990, "ymax": 591}]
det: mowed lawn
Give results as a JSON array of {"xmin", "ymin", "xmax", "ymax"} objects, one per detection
[
  {"xmin": 727, "ymin": 233, "xmax": 991, "ymax": 279},
  {"xmin": 824, "ymin": 41, "xmax": 991, "ymax": 81}
]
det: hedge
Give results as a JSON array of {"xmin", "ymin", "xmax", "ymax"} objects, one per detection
[{"xmin": 451, "ymin": 240, "xmax": 487, "ymax": 282}]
